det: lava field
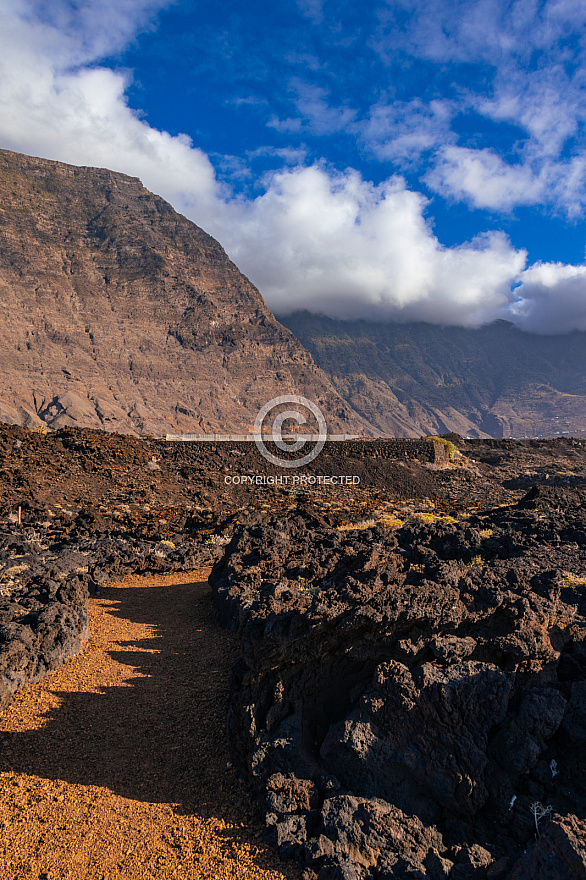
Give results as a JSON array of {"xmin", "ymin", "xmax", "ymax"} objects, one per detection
[{"xmin": 0, "ymin": 424, "xmax": 585, "ymax": 879}]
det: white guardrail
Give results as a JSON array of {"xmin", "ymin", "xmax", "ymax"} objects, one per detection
[{"xmin": 165, "ymin": 434, "xmax": 360, "ymax": 442}]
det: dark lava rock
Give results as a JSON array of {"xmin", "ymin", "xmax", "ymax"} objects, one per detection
[
  {"xmin": 0, "ymin": 570, "xmax": 88, "ymax": 713},
  {"xmin": 1, "ymin": 423, "xmax": 586, "ymax": 877},
  {"xmin": 507, "ymin": 814, "xmax": 586, "ymax": 879},
  {"xmin": 210, "ymin": 489, "xmax": 586, "ymax": 878}
]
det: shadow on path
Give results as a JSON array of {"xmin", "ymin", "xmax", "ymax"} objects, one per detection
[{"xmin": 0, "ymin": 575, "xmax": 251, "ymax": 824}]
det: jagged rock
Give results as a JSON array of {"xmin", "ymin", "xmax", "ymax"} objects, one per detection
[
  {"xmin": 321, "ymin": 660, "xmax": 513, "ymax": 821},
  {"xmin": 0, "ymin": 420, "xmax": 585, "ymax": 877},
  {"xmin": 507, "ymin": 814, "xmax": 586, "ymax": 879},
  {"xmin": 311, "ymin": 795, "xmax": 444, "ymax": 878},
  {"xmin": 211, "ymin": 486, "xmax": 586, "ymax": 877},
  {"xmin": 0, "ymin": 573, "xmax": 88, "ymax": 712},
  {"xmin": 562, "ymin": 681, "xmax": 586, "ymax": 743},
  {"xmin": 491, "ymin": 687, "xmax": 567, "ymax": 776}
]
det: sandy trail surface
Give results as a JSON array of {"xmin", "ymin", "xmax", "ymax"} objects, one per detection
[{"xmin": 0, "ymin": 570, "xmax": 300, "ymax": 880}]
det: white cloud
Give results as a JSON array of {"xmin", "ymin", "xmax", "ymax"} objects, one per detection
[
  {"xmin": 0, "ymin": 0, "xmax": 585, "ymax": 335},
  {"xmin": 374, "ymin": 0, "xmax": 586, "ymax": 217},
  {"xmin": 296, "ymin": 0, "xmax": 325, "ymax": 25},
  {"xmin": 427, "ymin": 146, "xmax": 546, "ymax": 210},
  {"xmin": 218, "ymin": 166, "xmax": 526, "ymax": 327},
  {"xmin": 268, "ymin": 79, "xmax": 358, "ymax": 137},
  {"xmin": 363, "ymin": 98, "xmax": 455, "ymax": 164},
  {"xmin": 510, "ymin": 262, "xmax": 586, "ymax": 333},
  {"xmin": 1, "ymin": 0, "xmax": 173, "ymax": 67},
  {"xmin": 427, "ymin": 143, "xmax": 586, "ymax": 217},
  {"xmin": 0, "ymin": 0, "xmax": 221, "ymax": 220},
  {"xmin": 477, "ymin": 84, "xmax": 581, "ymax": 159}
]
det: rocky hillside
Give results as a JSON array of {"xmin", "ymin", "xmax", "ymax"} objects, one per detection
[
  {"xmin": 280, "ymin": 312, "xmax": 586, "ymax": 439},
  {"xmin": 0, "ymin": 149, "xmax": 364, "ymax": 436}
]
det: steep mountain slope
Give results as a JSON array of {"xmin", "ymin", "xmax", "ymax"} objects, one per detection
[
  {"xmin": 0, "ymin": 149, "xmax": 365, "ymax": 436},
  {"xmin": 280, "ymin": 312, "xmax": 586, "ymax": 438}
]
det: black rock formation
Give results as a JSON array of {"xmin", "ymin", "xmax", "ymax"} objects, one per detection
[{"xmin": 210, "ymin": 490, "xmax": 586, "ymax": 878}]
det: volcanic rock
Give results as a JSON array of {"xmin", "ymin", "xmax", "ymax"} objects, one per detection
[
  {"xmin": 210, "ymin": 486, "xmax": 586, "ymax": 878},
  {"xmin": 1, "ymin": 423, "xmax": 586, "ymax": 877}
]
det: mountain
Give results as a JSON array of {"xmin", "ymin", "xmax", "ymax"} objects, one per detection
[
  {"xmin": 0, "ymin": 149, "xmax": 365, "ymax": 436},
  {"xmin": 3, "ymin": 148, "xmax": 584, "ymax": 441},
  {"xmin": 279, "ymin": 312, "xmax": 586, "ymax": 438}
]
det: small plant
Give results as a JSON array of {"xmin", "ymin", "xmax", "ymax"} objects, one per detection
[
  {"xmin": 2, "ymin": 563, "xmax": 30, "ymax": 577},
  {"xmin": 414, "ymin": 512, "xmax": 439, "ymax": 524},
  {"xmin": 337, "ymin": 519, "xmax": 376, "ymax": 531},
  {"xmin": 560, "ymin": 573, "xmax": 586, "ymax": 588},
  {"xmin": 377, "ymin": 515, "xmax": 404, "ymax": 529},
  {"xmin": 411, "ymin": 512, "xmax": 458, "ymax": 526},
  {"xmin": 530, "ymin": 801, "xmax": 552, "ymax": 837}
]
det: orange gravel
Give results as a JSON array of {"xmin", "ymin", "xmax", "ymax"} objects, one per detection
[{"xmin": 0, "ymin": 570, "xmax": 302, "ymax": 880}]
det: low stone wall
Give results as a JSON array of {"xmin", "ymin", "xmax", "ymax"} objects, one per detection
[
  {"xmin": 165, "ymin": 436, "xmax": 455, "ymax": 464},
  {"xmin": 342, "ymin": 438, "xmax": 453, "ymax": 465}
]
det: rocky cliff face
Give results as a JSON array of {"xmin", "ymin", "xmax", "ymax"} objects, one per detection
[
  {"xmin": 0, "ymin": 149, "xmax": 365, "ymax": 436},
  {"xmin": 281, "ymin": 312, "xmax": 586, "ymax": 439}
]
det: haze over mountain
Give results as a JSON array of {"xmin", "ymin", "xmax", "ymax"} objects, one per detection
[
  {"xmin": 280, "ymin": 312, "xmax": 586, "ymax": 439},
  {"xmin": 0, "ymin": 148, "xmax": 364, "ymax": 437}
]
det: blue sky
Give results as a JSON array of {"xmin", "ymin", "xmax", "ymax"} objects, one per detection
[
  {"xmin": 117, "ymin": 0, "xmax": 586, "ymax": 261},
  {"xmin": 2, "ymin": 0, "xmax": 586, "ymax": 332}
]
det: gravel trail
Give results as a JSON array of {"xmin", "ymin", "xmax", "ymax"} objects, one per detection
[{"xmin": 0, "ymin": 569, "xmax": 300, "ymax": 880}]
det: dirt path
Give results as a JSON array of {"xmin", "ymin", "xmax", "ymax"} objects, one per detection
[{"xmin": 0, "ymin": 570, "xmax": 301, "ymax": 880}]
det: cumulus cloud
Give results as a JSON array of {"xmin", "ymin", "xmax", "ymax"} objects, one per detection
[
  {"xmin": 510, "ymin": 263, "xmax": 586, "ymax": 333},
  {"xmin": 1, "ymin": 0, "xmax": 173, "ymax": 67},
  {"xmin": 427, "ymin": 146, "xmax": 547, "ymax": 211},
  {"xmin": 373, "ymin": 0, "xmax": 586, "ymax": 216},
  {"xmin": 0, "ymin": 0, "xmax": 221, "ymax": 220},
  {"xmin": 219, "ymin": 166, "xmax": 526, "ymax": 327},
  {"xmin": 0, "ymin": 0, "xmax": 586, "ymax": 335}
]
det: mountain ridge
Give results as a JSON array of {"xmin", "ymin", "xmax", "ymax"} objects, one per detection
[
  {"xmin": 278, "ymin": 311, "xmax": 586, "ymax": 438},
  {"xmin": 1, "ymin": 146, "xmax": 584, "ymax": 441},
  {"xmin": 0, "ymin": 148, "xmax": 366, "ymax": 437}
]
